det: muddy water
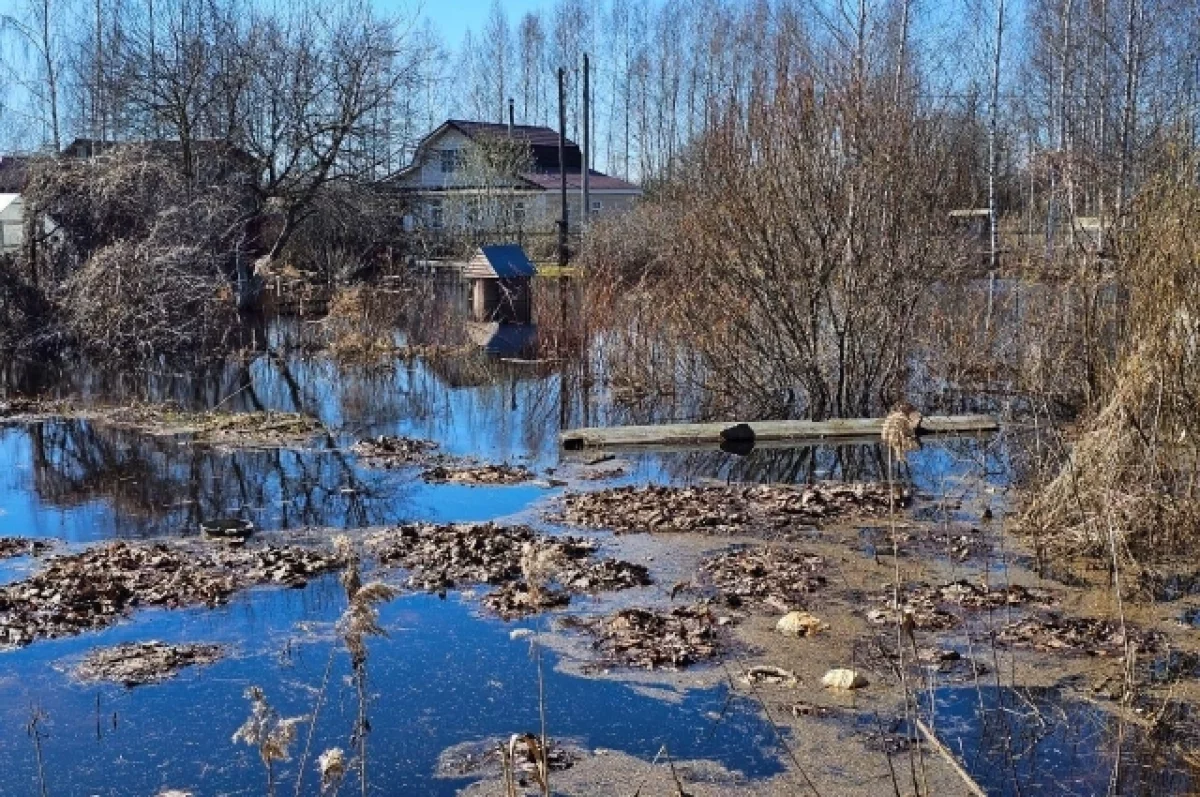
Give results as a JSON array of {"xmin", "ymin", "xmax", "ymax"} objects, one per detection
[{"xmin": 1, "ymin": 325, "xmax": 1181, "ymax": 795}]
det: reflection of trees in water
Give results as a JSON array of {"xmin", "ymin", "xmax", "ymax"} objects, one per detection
[
  {"xmin": 949, "ymin": 687, "xmax": 1197, "ymax": 796},
  {"xmin": 656, "ymin": 436, "xmax": 1011, "ymax": 489},
  {"xmin": 27, "ymin": 420, "xmax": 406, "ymax": 537},
  {"xmin": 658, "ymin": 444, "xmax": 889, "ymax": 486}
]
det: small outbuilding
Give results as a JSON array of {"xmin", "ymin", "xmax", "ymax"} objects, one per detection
[
  {"xmin": 463, "ymin": 244, "xmax": 537, "ymax": 324},
  {"xmin": 0, "ymin": 194, "xmax": 23, "ymax": 255}
]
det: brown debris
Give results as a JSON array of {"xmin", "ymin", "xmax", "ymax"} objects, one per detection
[
  {"xmin": 560, "ymin": 483, "xmax": 903, "ymax": 537},
  {"xmin": 867, "ymin": 580, "xmax": 1054, "ymax": 631},
  {"xmin": 351, "ymin": 436, "xmax": 535, "ymax": 485},
  {"xmin": 78, "ymin": 404, "xmax": 325, "ymax": 447},
  {"xmin": 565, "ymin": 604, "xmax": 722, "ymax": 670},
  {"xmin": 437, "ymin": 735, "xmax": 579, "ymax": 780},
  {"xmin": 74, "ymin": 641, "xmax": 225, "ymax": 686},
  {"xmin": 698, "ymin": 546, "xmax": 827, "ymax": 610},
  {"xmin": 0, "ymin": 537, "xmax": 54, "ymax": 560},
  {"xmin": 0, "ymin": 398, "xmax": 41, "ymax": 418},
  {"xmin": 994, "ymin": 614, "xmax": 1162, "ymax": 655},
  {"xmin": 351, "ymin": 435, "xmax": 441, "ymax": 468},
  {"xmin": 866, "ymin": 597, "xmax": 959, "ymax": 631},
  {"xmin": 365, "ymin": 523, "xmax": 650, "ymax": 618},
  {"xmin": 0, "ymin": 541, "xmax": 341, "ymax": 647},
  {"xmin": 422, "ymin": 463, "xmax": 535, "ymax": 485}
]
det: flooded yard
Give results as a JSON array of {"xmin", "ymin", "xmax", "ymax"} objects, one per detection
[{"xmin": 0, "ymin": 318, "xmax": 1197, "ymax": 796}]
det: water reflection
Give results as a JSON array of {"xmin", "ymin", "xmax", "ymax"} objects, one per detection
[
  {"xmin": 929, "ymin": 686, "xmax": 1198, "ymax": 796},
  {"xmin": 1, "ymin": 420, "xmax": 403, "ymax": 541},
  {"xmin": 0, "ymin": 584, "xmax": 787, "ymax": 795}
]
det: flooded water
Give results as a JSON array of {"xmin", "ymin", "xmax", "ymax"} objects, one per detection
[
  {"xmin": 0, "ymin": 584, "xmax": 785, "ymax": 795},
  {"xmin": 930, "ymin": 686, "xmax": 1197, "ymax": 795},
  {"xmin": 1, "ymin": 315, "xmax": 1180, "ymax": 795}
]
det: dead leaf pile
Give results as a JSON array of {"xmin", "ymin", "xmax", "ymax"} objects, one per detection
[
  {"xmin": 566, "ymin": 605, "xmax": 722, "ymax": 669},
  {"xmin": 74, "ymin": 641, "xmax": 225, "ymax": 685},
  {"xmin": 994, "ymin": 614, "xmax": 1162, "ymax": 655},
  {"xmin": 867, "ymin": 580, "xmax": 1055, "ymax": 631},
  {"xmin": 351, "ymin": 435, "xmax": 441, "ymax": 468},
  {"xmin": 0, "ymin": 541, "xmax": 340, "ymax": 647},
  {"xmin": 0, "ymin": 537, "xmax": 54, "ymax": 560},
  {"xmin": 698, "ymin": 546, "xmax": 827, "ymax": 610},
  {"xmin": 422, "ymin": 463, "xmax": 535, "ymax": 485},
  {"xmin": 561, "ymin": 483, "xmax": 903, "ymax": 537},
  {"xmin": 98, "ymin": 404, "xmax": 324, "ymax": 446},
  {"xmin": 366, "ymin": 523, "xmax": 650, "ymax": 617}
]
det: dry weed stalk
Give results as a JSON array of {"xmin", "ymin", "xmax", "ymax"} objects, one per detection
[
  {"xmin": 520, "ymin": 542, "xmax": 569, "ymax": 603},
  {"xmin": 26, "ymin": 706, "xmax": 49, "ymax": 797},
  {"xmin": 332, "ymin": 535, "xmax": 398, "ymax": 797},
  {"xmin": 232, "ymin": 686, "xmax": 307, "ymax": 797},
  {"xmin": 317, "ymin": 747, "xmax": 347, "ymax": 795}
]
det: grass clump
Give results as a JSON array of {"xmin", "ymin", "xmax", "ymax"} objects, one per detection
[{"xmin": 1023, "ymin": 158, "xmax": 1200, "ymax": 561}]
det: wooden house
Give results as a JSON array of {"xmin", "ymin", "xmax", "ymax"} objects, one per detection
[{"xmin": 463, "ymin": 244, "xmax": 537, "ymax": 324}]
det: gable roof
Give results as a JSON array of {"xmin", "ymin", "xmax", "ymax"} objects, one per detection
[
  {"xmin": 412, "ymin": 120, "xmax": 582, "ymax": 172},
  {"xmin": 447, "ymin": 120, "xmax": 575, "ymax": 150},
  {"xmin": 464, "ymin": 244, "xmax": 537, "ymax": 279}
]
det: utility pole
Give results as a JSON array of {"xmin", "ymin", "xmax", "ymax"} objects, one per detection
[
  {"xmin": 582, "ymin": 53, "xmax": 591, "ymax": 231},
  {"xmin": 557, "ymin": 67, "xmax": 569, "ymax": 268},
  {"xmin": 986, "ymin": 0, "xmax": 1006, "ymax": 334}
]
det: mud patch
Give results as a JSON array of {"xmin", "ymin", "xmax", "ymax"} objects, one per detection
[
  {"xmin": 560, "ymin": 483, "xmax": 903, "ymax": 537},
  {"xmin": 0, "ymin": 541, "xmax": 341, "ymax": 647},
  {"xmin": 697, "ymin": 546, "xmax": 827, "ymax": 611},
  {"xmin": 0, "ymin": 538, "xmax": 54, "ymax": 560},
  {"xmin": 366, "ymin": 523, "xmax": 650, "ymax": 618},
  {"xmin": 562, "ymin": 604, "xmax": 723, "ymax": 670},
  {"xmin": 74, "ymin": 641, "xmax": 225, "ymax": 685}
]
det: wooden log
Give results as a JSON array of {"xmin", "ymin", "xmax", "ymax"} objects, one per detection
[{"xmin": 559, "ymin": 415, "xmax": 999, "ymax": 451}]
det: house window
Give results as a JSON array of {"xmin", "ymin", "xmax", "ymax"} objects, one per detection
[
  {"xmin": 514, "ymin": 201, "xmax": 526, "ymax": 227},
  {"xmin": 428, "ymin": 199, "xmax": 444, "ymax": 229},
  {"xmin": 439, "ymin": 148, "xmax": 460, "ymax": 174},
  {"xmin": 590, "ymin": 200, "xmax": 603, "ymax": 214}
]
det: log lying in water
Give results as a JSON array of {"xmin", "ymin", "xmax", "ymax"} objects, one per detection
[{"xmin": 559, "ymin": 415, "xmax": 999, "ymax": 451}]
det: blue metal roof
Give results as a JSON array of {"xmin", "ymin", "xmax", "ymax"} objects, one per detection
[{"xmin": 479, "ymin": 244, "xmax": 537, "ymax": 279}]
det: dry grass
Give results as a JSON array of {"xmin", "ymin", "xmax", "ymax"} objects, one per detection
[
  {"xmin": 232, "ymin": 686, "xmax": 307, "ymax": 797},
  {"xmin": 1023, "ymin": 158, "xmax": 1200, "ymax": 560}
]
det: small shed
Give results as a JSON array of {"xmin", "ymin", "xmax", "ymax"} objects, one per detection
[
  {"xmin": 0, "ymin": 194, "xmax": 23, "ymax": 255},
  {"xmin": 463, "ymin": 244, "xmax": 537, "ymax": 323}
]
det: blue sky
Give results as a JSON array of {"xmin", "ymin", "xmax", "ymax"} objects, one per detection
[{"xmin": 394, "ymin": 0, "xmax": 551, "ymax": 46}]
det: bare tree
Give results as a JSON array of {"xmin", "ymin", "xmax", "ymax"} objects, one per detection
[{"xmin": 1, "ymin": 0, "xmax": 66, "ymax": 150}]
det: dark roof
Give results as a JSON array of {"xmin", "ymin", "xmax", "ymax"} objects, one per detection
[
  {"xmin": 519, "ymin": 170, "xmax": 641, "ymax": 192},
  {"xmin": 465, "ymin": 245, "xmax": 537, "ymax": 279},
  {"xmin": 424, "ymin": 120, "xmax": 582, "ymax": 172},
  {"xmin": 0, "ymin": 156, "xmax": 34, "ymax": 193},
  {"xmin": 62, "ymin": 138, "xmax": 258, "ymax": 169},
  {"xmin": 446, "ymin": 120, "xmax": 576, "ymax": 149}
]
